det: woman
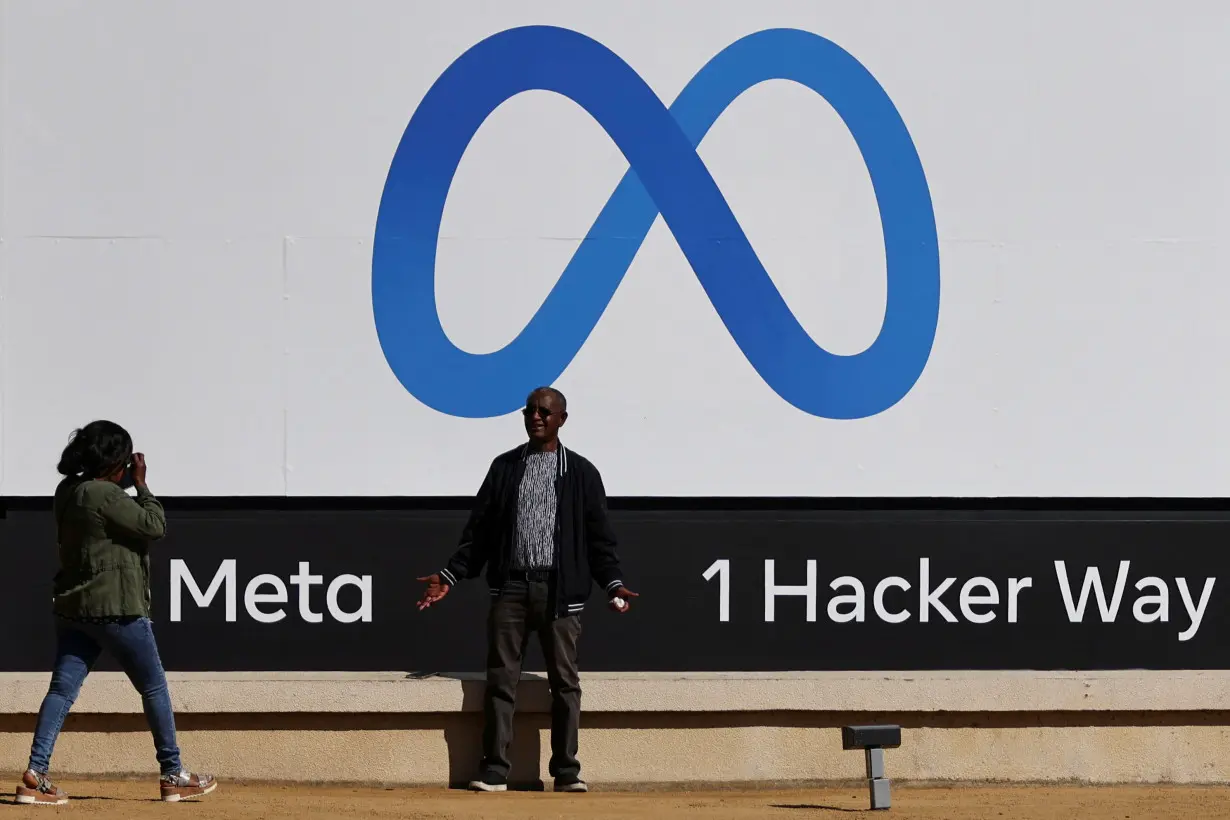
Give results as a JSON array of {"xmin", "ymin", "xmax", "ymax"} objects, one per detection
[{"xmin": 15, "ymin": 420, "xmax": 217, "ymax": 805}]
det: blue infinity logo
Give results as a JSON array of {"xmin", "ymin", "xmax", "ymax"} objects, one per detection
[{"xmin": 372, "ymin": 26, "xmax": 939, "ymax": 419}]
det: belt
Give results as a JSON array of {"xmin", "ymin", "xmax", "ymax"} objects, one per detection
[{"xmin": 508, "ymin": 569, "xmax": 555, "ymax": 582}]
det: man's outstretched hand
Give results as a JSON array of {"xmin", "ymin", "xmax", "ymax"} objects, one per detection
[
  {"xmin": 416, "ymin": 574, "xmax": 451, "ymax": 611},
  {"xmin": 608, "ymin": 586, "xmax": 639, "ymax": 614}
]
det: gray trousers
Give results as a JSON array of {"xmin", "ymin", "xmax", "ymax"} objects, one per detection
[{"xmin": 481, "ymin": 578, "xmax": 582, "ymax": 780}]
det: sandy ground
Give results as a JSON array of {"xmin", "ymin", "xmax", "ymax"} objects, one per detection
[{"xmin": 2, "ymin": 780, "xmax": 1230, "ymax": 819}]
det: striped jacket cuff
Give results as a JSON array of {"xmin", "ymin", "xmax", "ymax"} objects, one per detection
[
  {"xmin": 440, "ymin": 568, "xmax": 458, "ymax": 586},
  {"xmin": 604, "ymin": 579, "xmax": 624, "ymax": 595}
]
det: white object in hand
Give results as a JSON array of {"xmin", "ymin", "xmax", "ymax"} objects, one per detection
[{"xmin": 612, "ymin": 596, "xmax": 627, "ymax": 610}]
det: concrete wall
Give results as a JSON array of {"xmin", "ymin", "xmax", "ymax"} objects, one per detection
[{"xmin": 2, "ymin": 671, "xmax": 1228, "ymax": 785}]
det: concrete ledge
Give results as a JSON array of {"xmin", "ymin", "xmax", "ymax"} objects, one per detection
[
  {"xmin": 3, "ymin": 710, "xmax": 1230, "ymax": 784},
  {"xmin": 3, "ymin": 672, "xmax": 1230, "ymax": 783},
  {"xmin": 2, "ymin": 670, "xmax": 1230, "ymax": 714}
]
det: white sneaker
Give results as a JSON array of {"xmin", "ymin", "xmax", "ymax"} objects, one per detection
[{"xmin": 468, "ymin": 773, "xmax": 508, "ymax": 792}]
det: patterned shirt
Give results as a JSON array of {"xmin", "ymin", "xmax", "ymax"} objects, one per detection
[{"xmin": 513, "ymin": 450, "xmax": 558, "ymax": 570}]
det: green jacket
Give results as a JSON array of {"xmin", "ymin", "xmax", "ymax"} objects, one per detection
[{"xmin": 51, "ymin": 477, "xmax": 167, "ymax": 619}]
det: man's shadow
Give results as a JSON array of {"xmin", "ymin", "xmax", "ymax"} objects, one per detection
[{"xmin": 424, "ymin": 666, "xmax": 555, "ymax": 791}]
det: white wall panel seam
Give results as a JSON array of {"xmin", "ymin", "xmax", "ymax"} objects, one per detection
[
  {"xmin": 1, "ymin": 0, "xmax": 9, "ymax": 497},
  {"xmin": 281, "ymin": 235, "xmax": 290, "ymax": 496}
]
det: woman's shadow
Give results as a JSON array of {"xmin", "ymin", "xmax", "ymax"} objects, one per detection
[{"xmin": 0, "ymin": 795, "xmax": 118, "ymax": 805}]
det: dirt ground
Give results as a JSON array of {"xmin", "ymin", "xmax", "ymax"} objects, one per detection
[{"xmin": 2, "ymin": 780, "xmax": 1230, "ymax": 819}]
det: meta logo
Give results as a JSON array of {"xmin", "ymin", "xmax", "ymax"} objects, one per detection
[
  {"xmin": 372, "ymin": 26, "xmax": 939, "ymax": 419},
  {"xmin": 169, "ymin": 560, "xmax": 373, "ymax": 625}
]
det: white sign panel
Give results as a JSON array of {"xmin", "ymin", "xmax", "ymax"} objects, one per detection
[{"xmin": 1, "ymin": 1, "xmax": 1227, "ymax": 497}]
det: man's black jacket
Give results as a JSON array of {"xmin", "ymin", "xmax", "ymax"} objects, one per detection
[{"xmin": 438, "ymin": 443, "xmax": 626, "ymax": 618}]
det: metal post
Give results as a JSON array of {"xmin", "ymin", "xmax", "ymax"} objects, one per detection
[
  {"xmin": 842, "ymin": 724, "xmax": 900, "ymax": 811},
  {"xmin": 864, "ymin": 746, "xmax": 891, "ymax": 810}
]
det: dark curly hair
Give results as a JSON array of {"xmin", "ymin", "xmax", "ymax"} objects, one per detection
[{"xmin": 57, "ymin": 420, "xmax": 133, "ymax": 479}]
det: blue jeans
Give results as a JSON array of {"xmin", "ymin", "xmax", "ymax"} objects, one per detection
[{"xmin": 29, "ymin": 616, "xmax": 182, "ymax": 776}]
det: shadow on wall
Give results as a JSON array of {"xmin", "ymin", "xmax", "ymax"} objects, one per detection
[
  {"xmin": 429, "ymin": 671, "xmax": 549, "ymax": 789},
  {"xmin": 441, "ymin": 716, "xmax": 546, "ymax": 789},
  {"xmin": 18, "ymin": 706, "xmax": 1230, "ymax": 735}
]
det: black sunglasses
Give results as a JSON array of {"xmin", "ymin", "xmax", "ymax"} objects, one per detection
[{"xmin": 522, "ymin": 405, "xmax": 558, "ymax": 419}]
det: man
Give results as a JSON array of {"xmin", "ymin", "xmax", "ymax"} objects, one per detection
[{"xmin": 416, "ymin": 386, "xmax": 637, "ymax": 793}]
